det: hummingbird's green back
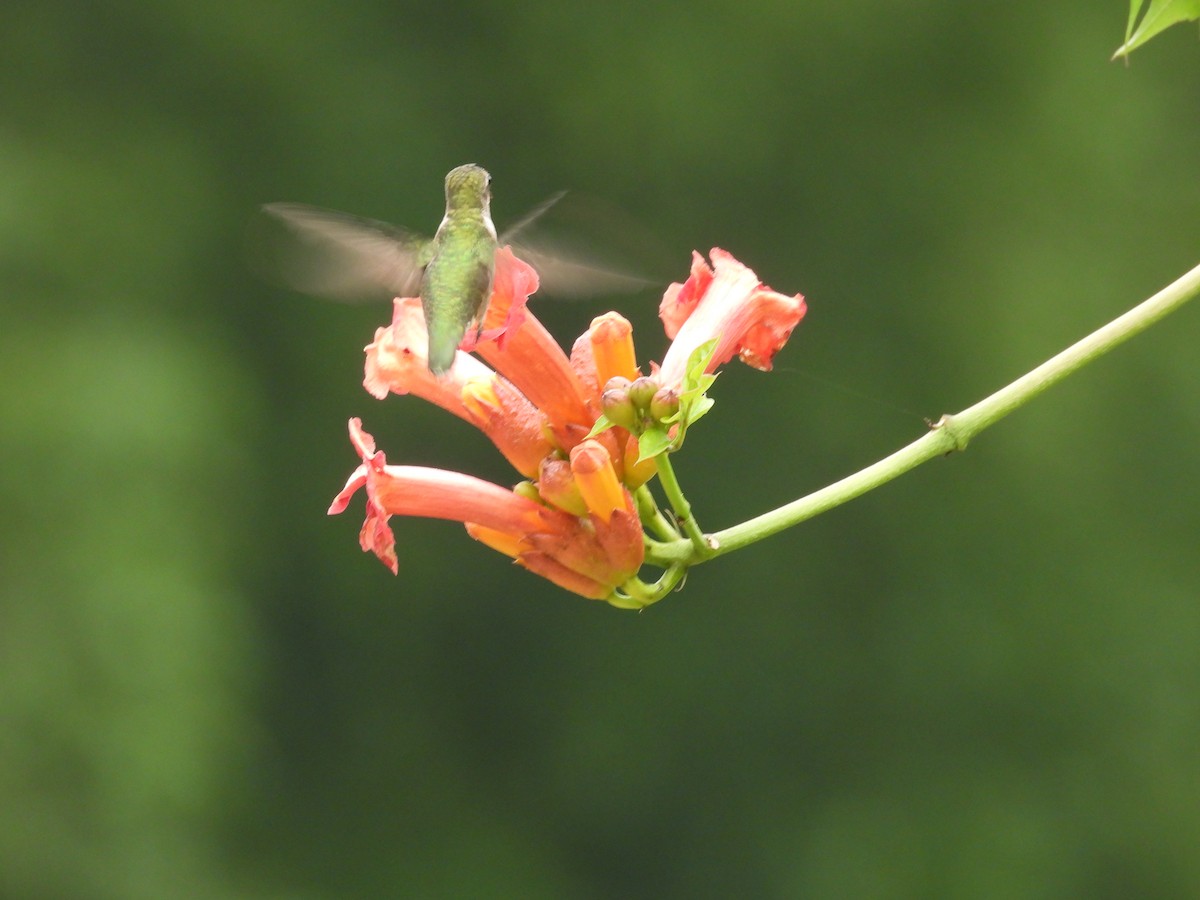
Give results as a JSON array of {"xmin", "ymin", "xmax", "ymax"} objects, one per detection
[{"xmin": 421, "ymin": 164, "xmax": 498, "ymax": 375}]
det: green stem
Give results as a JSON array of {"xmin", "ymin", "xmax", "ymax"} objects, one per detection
[
  {"xmin": 654, "ymin": 259, "xmax": 1200, "ymax": 562},
  {"xmin": 654, "ymin": 452, "xmax": 716, "ymax": 558},
  {"xmin": 609, "ymin": 563, "xmax": 688, "ymax": 609},
  {"xmin": 634, "ymin": 484, "xmax": 680, "ymax": 542}
]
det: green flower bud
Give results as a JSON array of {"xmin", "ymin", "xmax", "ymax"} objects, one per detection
[
  {"xmin": 602, "ymin": 387, "xmax": 639, "ymax": 431},
  {"xmin": 649, "ymin": 387, "xmax": 680, "ymax": 422},
  {"xmin": 513, "ymin": 480, "xmax": 543, "ymax": 504},
  {"xmin": 627, "ymin": 376, "xmax": 660, "ymax": 414}
]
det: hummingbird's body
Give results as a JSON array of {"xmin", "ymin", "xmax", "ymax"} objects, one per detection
[
  {"xmin": 420, "ymin": 164, "xmax": 497, "ymax": 374},
  {"xmin": 259, "ymin": 163, "xmax": 646, "ymax": 376}
]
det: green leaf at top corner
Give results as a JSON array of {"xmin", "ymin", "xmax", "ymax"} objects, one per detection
[{"xmin": 1115, "ymin": 0, "xmax": 1200, "ymax": 58}]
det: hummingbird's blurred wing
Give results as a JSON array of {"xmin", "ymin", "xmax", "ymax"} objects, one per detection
[
  {"xmin": 501, "ymin": 192, "xmax": 655, "ymax": 297},
  {"xmin": 509, "ymin": 242, "xmax": 655, "ymax": 297},
  {"xmin": 255, "ymin": 203, "xmax": 428, "ymax": 302},
  {"xmin": 499, "ymin": 191, "xmax": 567, "ymax": 244}
]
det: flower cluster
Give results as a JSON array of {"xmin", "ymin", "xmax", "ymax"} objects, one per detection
[{"xmin": 330, "ymin": 245, "xmax": 806, "ymax": 602}]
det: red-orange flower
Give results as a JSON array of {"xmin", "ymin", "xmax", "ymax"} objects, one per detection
[
  {"xmin": 328, "ymin": 418, "xmax": 547, "ymax": 572},
  {"xmin": 330, "ymin": 418, "xmax": 641, "ymax": 597},
  {"xmin": 657, "ymin": 248, "xmax": 806, "ymax": 386},
  {"xmin": 330, "ymin": 246, "xmax": 805, "ymax": 601}
]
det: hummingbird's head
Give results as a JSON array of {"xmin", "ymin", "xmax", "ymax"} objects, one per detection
[{"xmin": 444, "ymin": 164, "xmax": 492, "ymax": 214}]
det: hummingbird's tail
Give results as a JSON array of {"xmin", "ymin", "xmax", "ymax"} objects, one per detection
[{"xmin": 426, "ymin": 319, "xmax": 462, "ymax": 377}]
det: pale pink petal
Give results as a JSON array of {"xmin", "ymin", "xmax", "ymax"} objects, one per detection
[
  {"xmin": 364, "ymin": 298, "xmax": 493, "ymax": 419},
  {"xmin": 657, "ymin": 249, "xmax": 805, "ymax": 386}
]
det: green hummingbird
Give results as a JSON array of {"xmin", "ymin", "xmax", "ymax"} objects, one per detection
[{"xmin": 259, "ymin": 163, "xmax": 646, "ymax": 376}]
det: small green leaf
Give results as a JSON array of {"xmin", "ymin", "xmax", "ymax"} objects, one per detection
[
  {"xmin": 688, "ymin": 395, "xmax": 715, "ymax": 425},
  {"xmin": 681, "ymin": 339, "xmax": 718, "ymax": 395},
  {"xmin": 637, "ymin": 426, "xmax": 673, "ymax": 462},
  {"xmin": 654, "ymin": 337, "xmax": 722, "ymax": 452},
  {"xmin": 679, "ymin": 374, "xmax": 712, "ymax": 404},
  {"xmin": 1115, "ymin": 0, "xmax": 1200, "ymax": 58},
  {"xmin": 586, "ymin": 413, "xmax": 615, "ymax": 439}
]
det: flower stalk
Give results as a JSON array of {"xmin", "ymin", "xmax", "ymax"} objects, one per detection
[
  {"xmin": 635, "ymin": 484, "xmax": 681, "ymax": 544},
  {"xmin": 653, "ymin": 258, "xmax": 1200, "ymax": 565},
  {"xmin": 328, "ymin": 223, "xmax": 1200, "ymax": 609},
  {"xmin": 652, "ymin": 451, "xmax": 715, "ymax": 559}
]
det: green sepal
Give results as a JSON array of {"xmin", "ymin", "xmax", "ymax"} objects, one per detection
[
  {"xmin": 586, "ymin": 412, "xmax": 615, "ymax": 440},
  {"xmin": 637, "ymin": 426, "xmax": 673, "ymax": 462},
  {"xmin": 605, "ymin": 591, "xmax": 647, "ymax": 610},
  {"xmin": 660, "ymin": 338, "xmax": 719, "ymax": 451}
]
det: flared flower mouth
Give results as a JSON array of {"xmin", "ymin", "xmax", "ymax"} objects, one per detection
[
  {"xmin": 330, "ymin": 246, "xmax": 805, "ymax": 602},
  {"xmin": 657, "ymin": 249, "xmax": 807, "ymax": 386}
]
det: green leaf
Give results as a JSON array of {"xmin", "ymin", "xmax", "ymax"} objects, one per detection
[
  {"xmin": 637, "ymin": 426, "xmax": 673, "ymax": 462},
  {"xmin": 687, "ymin": 395, "xmax": 715, "ymax": 425},
  {"xmin": 586, "ymin": 412, "xmax": 615, "ymax": 439},
  {"xmin": 1115, "ymin": 0, "xmax": 1200, "ymax": 58},
  {"xmin": 680, "ymin": 339, "xmax": 718, "ymax": 396},
  {"xmin": 655, "ymin": 337, "xmax": 722, "ymax": 452}
]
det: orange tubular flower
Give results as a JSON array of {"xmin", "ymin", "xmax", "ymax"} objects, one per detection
[
  {"xmin": 656, "ymin": 248, "xmax": 806, "ymax": 387},
  {"xmin": 569, "ymin": 439, "xmax": 626, "ymax": 524},
  {"xmin": 475, "ymin": 314, "xmax": 594, "ymax": 442},
  {"xmin": 364, "ymin": 297, "xmax": 492, "ymax": 420},
  {"xmin": 588, "ymin": 312, "xmax": 639, "ymax": 388},
  {"xmin": 469, "ymin": 248, "xmax": 595, "ymax": 438},
  {"xmin": 331, "ymin": 245, "xmax": 805, "ymax": 602},
  {"xmin": 460, "ymin": 375, "xmax": 554, "ymax": 480},
  {"xmin": 330, "ymin": 419, "xmax": 644, "ymax": 597},
  {"xmin": 329, "ymin": 418, "xmax": 552, "ymax": 575}
]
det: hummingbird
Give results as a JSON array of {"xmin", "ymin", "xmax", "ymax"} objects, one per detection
[{"xmin": 259, "ymin": 164, "xmax": 646, "ymax": 376}]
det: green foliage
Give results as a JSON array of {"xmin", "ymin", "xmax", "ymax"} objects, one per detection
[
  {"xmin": 1115, "ymin": 0, "xmax": 1200, "ymax": 57},
  {"xmin": 636, "ymin": 424, "xmax": 673, "ymax": 460},
  {"xmin": 634, "ymin": 337, "xmax": 718, "ymax": 461},
  {"xmin": 4, "ymin": 0, "xmax": 1200, "ymax": 897}
]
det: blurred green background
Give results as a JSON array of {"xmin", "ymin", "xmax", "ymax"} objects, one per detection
[{"xmin": 3, "ymin": 1, "xmax": 1200, "ymax": 897}]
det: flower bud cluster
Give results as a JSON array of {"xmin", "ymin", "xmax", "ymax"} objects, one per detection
[
  {"xmin": 600, "ymin": 376, "xmax": 681, "ymax": 435},
  {"xmin": 332, "ymin": 246, "xmax": 806, "ymax": 604}
]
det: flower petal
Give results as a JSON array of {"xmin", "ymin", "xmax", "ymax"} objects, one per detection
[
  {"xmin": 364, "ymin": 298, "xmax": 493, "ymax": 419},
  {"xmin": 475, "ymin": 308, "xmax": 594, "ymax": 441},
  {"xmin": 463, "ymin": 246, "xmax": 539, "ymax": 352},
  {"xmin": 659, "ymin": 250, "xmax": 714, "ymax": 339},
  {"xmin": 657, "ymin": 249, "xmax": 806, "ymax": 386},
  {"xmin": 461, "ymin": 374, "xmax": 554, "ymax": 479}
]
